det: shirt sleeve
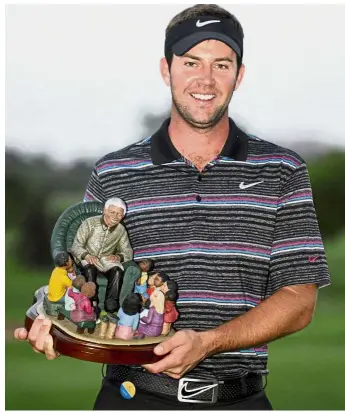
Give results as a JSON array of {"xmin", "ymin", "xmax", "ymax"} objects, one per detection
[
  {"xmin": 268, "ymin": 163, "xmax": 331, "ymax": 294},
  {"xmin": 83, "ymin": 167, "xmax": 106, "ymax": 203},
  {"xmin": 70, "ymin": 219, "xmax": 92, "ymax": 261}
]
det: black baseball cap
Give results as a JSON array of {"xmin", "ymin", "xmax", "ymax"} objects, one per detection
[{"xmin": 165, "ymin": 15, "xmax": 244, "ymax": 60}]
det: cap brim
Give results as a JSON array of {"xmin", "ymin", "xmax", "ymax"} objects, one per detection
[{"xmin": 172, "ymin": 31, "xmax": 242, "ymax": 58}]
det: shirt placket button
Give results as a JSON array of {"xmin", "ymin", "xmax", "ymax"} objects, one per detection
[{"xmin": 196, "ymin": 173, "xmax": 202, "ymax": 202}]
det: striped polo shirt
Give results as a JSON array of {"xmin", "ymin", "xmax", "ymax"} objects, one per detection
[{"xmin": 84, "ymin": 117, "xmax": 330, "ymax": 381}]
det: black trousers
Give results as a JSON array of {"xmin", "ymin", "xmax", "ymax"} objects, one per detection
[
  {"xmin": 93, "ymin": 378, "xmax": 273, "ymax": 410},
  {"xmin": 83, "ymin": 264, "xmax": 124, "ymax": 313}
]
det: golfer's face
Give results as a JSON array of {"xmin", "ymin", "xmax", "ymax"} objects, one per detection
[{"xmin": 167, "ymin": 39, "xmax": 243, "ymax": 127}]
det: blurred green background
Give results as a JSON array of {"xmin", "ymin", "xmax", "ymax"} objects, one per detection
[{"xmin": 5, "ymin": 146, "xmax": 345, "ymax": 410}]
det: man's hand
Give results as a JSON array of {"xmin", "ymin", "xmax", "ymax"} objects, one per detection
[
  {"xmin": 85, "ymin": 255, "xmax": 99, "ymax": 265},
  {"xmin": 142, "ymin": 330, "xmax": 210, "ymax": 379},
  {"xmin": 13, "ymin": 314, "xmax": 60, "ymax": 360},
  {"xmin": 106, "ymin": 255, "xmax": 121, "ymax": 262}
]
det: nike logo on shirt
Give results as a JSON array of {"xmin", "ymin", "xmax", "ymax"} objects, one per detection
[{"xmin": 239, "ymin": 181, "xmax": 263, "ymax": 190}]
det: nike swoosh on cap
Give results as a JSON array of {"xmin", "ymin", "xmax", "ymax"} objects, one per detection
[{"xmin": 196, "ymin": 19, "xmax": 221, "ymax": 27}]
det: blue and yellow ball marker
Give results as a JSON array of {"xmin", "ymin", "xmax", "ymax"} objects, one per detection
[{"xmin": 120, "ymin": 381, "xmax": 136, "ymax": 400}]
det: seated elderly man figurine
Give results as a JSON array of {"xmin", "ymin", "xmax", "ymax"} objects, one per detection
[{"xmin": 70, "ymin": 197, "xmax": 133, "ymax": 313}]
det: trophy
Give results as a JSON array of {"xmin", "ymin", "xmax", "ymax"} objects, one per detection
[{"xmin": 25, "ymin": 200, "xmax": 179, "ymax": 365}]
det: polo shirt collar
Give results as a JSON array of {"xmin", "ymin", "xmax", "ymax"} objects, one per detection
[{"xmin": 150, "ymin": 117, "xmax": 248, "ymax": 165}]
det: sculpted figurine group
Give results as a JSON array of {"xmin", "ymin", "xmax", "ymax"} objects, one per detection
[{"xmin": 42, "ymin": 197, "xmax": 179, "ymax": 342}]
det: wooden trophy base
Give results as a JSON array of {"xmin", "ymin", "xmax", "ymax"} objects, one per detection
[{"xmin": 25, "ymin": 287, "xmax": 169, "ymax": 365}]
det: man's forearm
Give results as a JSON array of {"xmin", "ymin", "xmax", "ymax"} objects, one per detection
[{"xmin": 200, "ymin": 284, "xmax": 317, "ymax": 356}]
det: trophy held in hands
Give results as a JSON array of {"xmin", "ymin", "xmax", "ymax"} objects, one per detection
[{"xmin": 25, "ymin": 199, "xmax": 179, "ymax": 365}]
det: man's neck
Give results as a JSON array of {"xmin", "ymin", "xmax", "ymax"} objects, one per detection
[{"xmin": 168, "ymin": 111, "xmax": 230, "ymax": 172}]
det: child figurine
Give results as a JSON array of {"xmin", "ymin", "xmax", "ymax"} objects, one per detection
[
  {"xmin": 146, "ymin": 272, "xmax": 160, "ymax": 297},
  {"xmin": 162, "ymin": 290, "xmax": 179, "ymax": 336},
  {"xmin": 138, "ymin": 259, "xmax": 154, "ymax": 276},
  {"xmin": 68, "ymin": 281, "xmax": 97, "ymax": 323},
  {"xmin": 136, "ymin": 289, "xmax": 165, "ymax": 337},
  {"xmin": 64, "ymin": 275, "xmax": 86, "ymax": 311},
  {"xmin": 160, "ymin": 279, "xmax": 178, "ymax": 295},
  {"xmin": 140, "ymin": 297, "xmax": 151, "ymax": 319},
  {"xmin": 153, "ymin": 272, "xmax": 170, "ymax": 289},
  {"xmin": 137, "ymin": 259, "xmax": 153, "ymax": 302},
  {"xmin": 115, "ymin": 293, "xmax": 141, "ymax": 340},
  {"xmin": 134, "ymin": 273, "xmax": 149, "ymax": 302},
  {"xmin": 118, "ymin": 259, "xmax": 153, "ymax": 307},
  {"xmin": 47, "ymin": 251, "xmax": 74, "ymax": 304}
]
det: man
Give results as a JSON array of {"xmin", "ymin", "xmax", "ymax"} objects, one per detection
[
  {"xmin": 14, "ymin": 4, "xmax": 330, "ymax": 410},
  {"xmin": 70, "ymin": 197, "xmax": 133, "ymax": 313}
]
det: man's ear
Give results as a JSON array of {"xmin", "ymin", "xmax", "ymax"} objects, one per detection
[
  {"xmin": 234, "ymin": 64, "xmax": 245, "ymax": 91},
  {"xmin": 160, "ymin": 57, "xmax": 171, "ymax": 87}
]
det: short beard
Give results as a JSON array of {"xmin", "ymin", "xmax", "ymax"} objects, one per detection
[{"xmin": 171, "ymin": 86, "xmax": 233, "ymax": 131}]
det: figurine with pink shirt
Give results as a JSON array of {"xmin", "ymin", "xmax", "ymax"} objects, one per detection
[
  {"xmin": 64, "ymin": 275, "xmax": 86, "ymax": 311},
  {"xmin": 68, "ymin": 281, "xmax": 97, "ymax": 323}
]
